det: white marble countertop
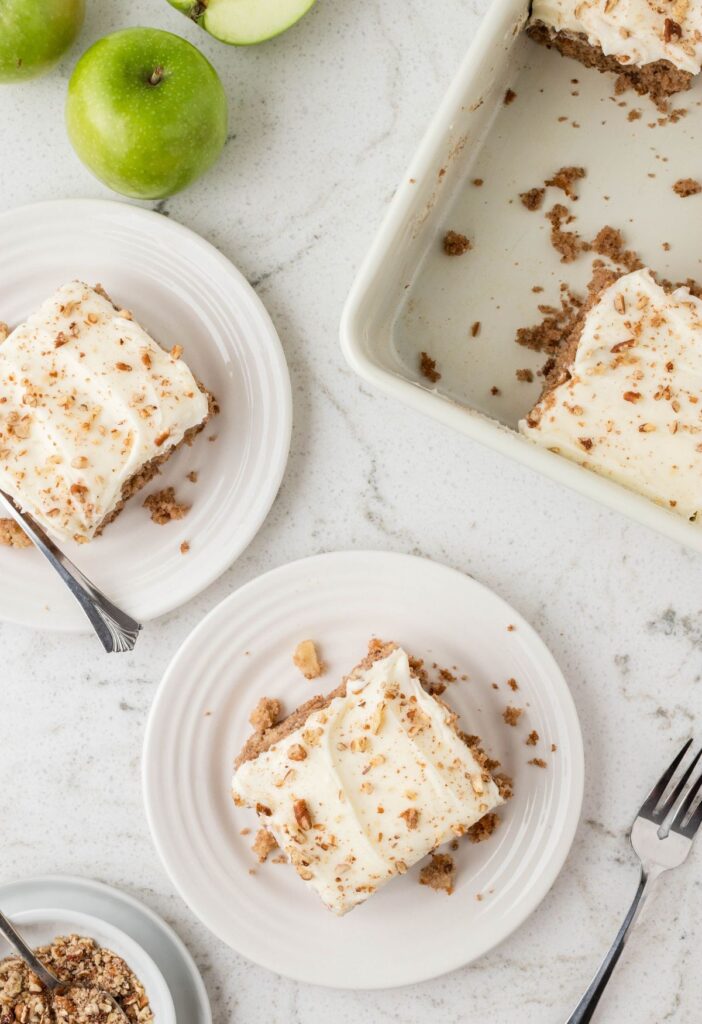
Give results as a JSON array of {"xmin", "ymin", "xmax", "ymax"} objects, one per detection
[{"xmin": 1, "ymin": 1, "xmax": 701, "ymax": 1021}]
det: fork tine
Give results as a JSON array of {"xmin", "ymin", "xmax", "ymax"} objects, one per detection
[
  {"xmin": 671, "ymin": 763, "xmax": 702, "ymax": 836},
  {"xmin": 655, "ymin": 747, "xmax": 702, "ymax": 822},
  {"xmin": 639, "ymin": 738, "xmax": 693, "ymax": 820}
]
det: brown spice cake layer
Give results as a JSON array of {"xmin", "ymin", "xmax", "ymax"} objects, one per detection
[
  {"xmin": 89, "ymin": 284, "xmax": 215, "ymax": 538},
  {"xmin": 94, "ymin": 390, "xmax": 214, "ymax": 537},
  {"xmin": 528, "ymin": 22, "xmax": 692, "ymax": 105},
  {"xmin": 527, "ymin": 266, "xmax": 621, "ymax": 418},
  {"xmin": 235, "ymin": 639, "xmax": 397, "ymax": 766},
  {"xmin": 235, "ymin": 638, "xmax": 514, "ymax": 806}
]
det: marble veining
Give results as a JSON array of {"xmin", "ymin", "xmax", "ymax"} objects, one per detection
[{"xmin": 1, "ymin": 0, "xmax": 702, "ymax": 1021}]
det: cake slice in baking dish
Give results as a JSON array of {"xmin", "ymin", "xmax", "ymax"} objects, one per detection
[
  {"xmin": 0, "ymin": 281, "xmax": 212, "ymax": 545},
  {"xmin": 527, "ymin": 0, "xmax": 702, "ymax": 105},
  {"xmin": 231, "ymin": 640, "xmax": 503, "ymax": 915},
  {"xmin": 520, "ymin": 266, "xmax": 702, "ymax": 522}
]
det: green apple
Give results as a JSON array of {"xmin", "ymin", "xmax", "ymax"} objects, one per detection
[
  {"xmin": 167, "ymin": 0, "xmax": 317, "ymax": 45},
  {"xmin": 0, "ymin": 0, "xmax": 84, "ymax": 82},
  {"xmin": 66, "ymin": 27, "xmax": 228, "ymax": 200}
]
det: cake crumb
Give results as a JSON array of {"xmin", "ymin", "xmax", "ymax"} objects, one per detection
[
  {"xmin": 504, "ymin": 88, "xmax": 517, "ymax": 105},
  {"xmin": 240, "ymin": 827, "xmax": 251, "ymax": 835},
  {"xmin": 494, "ymin": 772, "xmax": 514, "ymax": 800},
  {"xmin": 551, "ymin": 743, "xmax": 558, "ymax": 752},
  {"xmin": 467, "ymin": 812, "xmax": 500, "ymax": 843},
  {"xmin": 520, "ymin": 187, "xmax": 545, "ymax": 211},
  {"xmin": 471, "ymin": 321, "xmax": 481, "ymax": 337},
  {"xmin": 186, "ymin": 470, "xmax": 198, "ymax": 483},
  {"xmin": 507, "ymin": 677, "xmax": 519, "ymax": 691},
  {"xmin": 507, "ymin": 624, "xmax": 516, "ymax": 631},
  {"xmin": 419, "ymin": 352, "xmax": 441, "ymax": 383},
  {"xmin": 544, "ymin": 166, "xmax": 586, "ymax": 199},
  {"xmin": 516, "ymin": 287, "xmax": 583, "ymax": 353},
  {"xmin": 526, "ymin": 729, "xmax": 539, "ymax": 746},
  {"xmin": 591, "ymin": 225, "xmax": 643, "ymax": 271},
  {"xmin": 144, "ymin": 486, "xmax": 190, "ymax": 525},
  {"xmin": 180, "ymin": 540, "xmax": 190, "ymax": 555},
  {"xmin": 249, "ymin": 696, "xmax": 281, "ymax": 732},
  {"xmin": 419, "ymin": 853, "xmax": 456, "ymax": 895},
  {"xmin": 293, "ymin": 639, "xmax": 324, "ymax": 680},
  {"xmin": 528, "ymin": 757, "xmax": 548, "ymax": 768},
  {"xmin": 627, "ymin": 109, "xmax": 642, "ymax": 121},
  {"xmin": 516, "ymin": 368, "xmax": 534, "ymax": 383},
  {"xmin": 252, "ymin": 826, "xmax": 278, "ymax": 863},
  {"xmin": 673, "ymin": 177, "xmax": 702, "ymax": 198},
  {"xmin": 503, "ymin": 705, "xmax": 523, "ymax": 726},
  {"xmin": 490, "ymin": 385, "xmax": 501, "ymax": 396},
  {"xmin": 0, "ymin": 519, "xmax": 31, "ymax": 548},
  {"xmin": 443, "ymin": 230, "xmax": 472, "ymax": 256},
  {"xmin": 547, "ymin": 203, "xmax": 588, "ymax": 263},
  {"xmin": 472, "ymin": 178, "xmax": 484, "ymax": 186}
]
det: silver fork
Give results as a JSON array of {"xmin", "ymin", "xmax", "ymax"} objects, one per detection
[
  {"xmin": 567, "ymin": 738, "xmax": 702, "ymax": 1023},
  {"xmin": 0, "ymin": 489, "xmax": 141, "ymax": 653}
]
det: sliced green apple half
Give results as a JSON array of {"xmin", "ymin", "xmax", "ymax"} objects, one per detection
[{"xmin": 167, "ymin": 0, "xmax": 317, "ymax": 45}]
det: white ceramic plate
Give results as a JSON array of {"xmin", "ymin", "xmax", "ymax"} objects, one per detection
[
  {"xmin": 0, "ymin": 199, "xmax": 292, "ymax": 631},
  {"xmin": 143, "ymin": 550, "xmax": 584, "ymax": 989},
  {"xmin": 6, "ymin": 908, "xmax": 175, "ymax": 1023},
  {"xmin": 0, "ymin": 875, "xmax": 211, "ymax": 1024}
]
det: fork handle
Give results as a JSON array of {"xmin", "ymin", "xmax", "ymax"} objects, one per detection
[
  {"xmin": 566, "ymin": 865, "xmax": 662, "ymax": 1023},
  {"xmin": 0, "ymin": 490, "xmax": 141, "ymax": 653}
]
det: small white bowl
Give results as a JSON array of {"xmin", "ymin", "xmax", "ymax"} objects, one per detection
[{"xmin": 0, "ymin": 907, "xmax": 175, "ymax": 1023}]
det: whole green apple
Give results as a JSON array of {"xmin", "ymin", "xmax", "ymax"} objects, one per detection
[
  {"xmin": 66, "ymin": 27, "xmax": 228, "ymax": 200},
  {"xmin": 0, "ymin": 0, "xmax": 84, "ymax": 82},
  {"xmin": 166, "ymin": 0, "xmax": 317, "ymax": 45}
]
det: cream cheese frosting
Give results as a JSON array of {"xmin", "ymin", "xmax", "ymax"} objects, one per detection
[
  {"xmin": 231, "ymin": 646, "xmax": 502, "ymax": 915},
  {"xmin": 0, "ymin": 281, "xmax": 209, "ymax": 543},
  {"xmin": 520, "ymin": 268, "xmax": 702, "ymax": 521},
  {"xmin": 529, "ymin": 0, "xmax": 702, "ymax": 73}
]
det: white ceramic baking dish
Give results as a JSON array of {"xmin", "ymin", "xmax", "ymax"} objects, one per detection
[{"xmin": 341, "ymin": 0, "xmax": 702, "ymax": 552}]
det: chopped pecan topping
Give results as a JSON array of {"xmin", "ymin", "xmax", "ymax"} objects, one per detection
[
  {"xmin": 293, "ymin": 798, "xmax": 312, "ymax": 831},
  {"xmin": 399, "ymin": 808, "xmax": 420, "ymax": 830},
  {"xmin": 664, "ymin": 17, "xmax": 682, "ymax": 41}
]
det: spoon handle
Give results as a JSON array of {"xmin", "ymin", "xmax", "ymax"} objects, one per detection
[{"xmin": 0, "ymin": 911, "xmax": 61, "ymax": 992}]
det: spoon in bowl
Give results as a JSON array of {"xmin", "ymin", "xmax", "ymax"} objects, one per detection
[{"xmin": 0, "ymin": 909, "xmax": 130, "ymax": 1022}]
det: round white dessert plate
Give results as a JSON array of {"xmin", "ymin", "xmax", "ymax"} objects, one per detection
[
  {"xmin": 0, "ymin": 199, "xmax": 291, "ymax": 631},
  {"xmin": 143, "ymin": 550, "xmax": 584, "ymax": 990},
  {"xmin": 5, "ymin": 908, "xmax": 175, "ymax": 1024},
  {"xmin": 0, "ymin": 875, "xmax": 211, "ymax": 1024}
]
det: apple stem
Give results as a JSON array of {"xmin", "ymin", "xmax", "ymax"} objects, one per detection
[{"xmin": 148, "ymin": 66, "xmax": 165, "ymax": 87}]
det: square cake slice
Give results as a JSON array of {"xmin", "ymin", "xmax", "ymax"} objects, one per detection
[
  {"xmin": 231, "ymin": 641, "xmax": 503, "ymax": 915},
  {"xmin": 520, "ymin": 266, "xmax": 702, "ymax": 522},
  {"xmin": 0, "ymin": 281, "xmax": 211, "ymax": 544},
  {"xmin": 527, "ymin": 0, "xmax": 702, "ymax": 104}
]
